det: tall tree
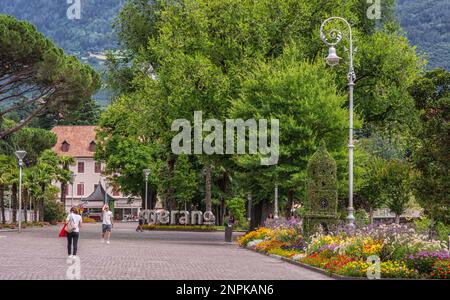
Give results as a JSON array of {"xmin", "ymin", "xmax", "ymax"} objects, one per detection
[
  {"xmin": 383, "ymin": 159, "xmax": 413, "ymax": 224},
  {"xmin": 0, "ymin": 126, "xmax": 56, "ymax": 165},
  {"xmin": 358, "ymin": 155, "xmax": 387, "ymax": 224},
  {"xmin": 232, "ymin": 53, "xmax": 349, "ymax": 218},
  {"xmin": 410, "ymin": 69, "xmax": 450, "ymax": 224},
  {"xmin": 0, "ymin": 155, "xmax": 17, "ymax": 223},
  {"xmin": 0, "ymin": 15, "xmax": 100, "ymax": 139},
  {"xmin": 58, "ymin": 156, "xmax": 75, "ymax": 208}
]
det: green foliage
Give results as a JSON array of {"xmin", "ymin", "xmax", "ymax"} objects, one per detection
[
  {"xmin": 305, "ymin": 143, "xmax": 339, "ymax": 217},
  {"xmin": 163, "ymin": 154, "xmax": 198, "ymax": 208},
  {"xmin": 233, "ymin": 55, "xmax": 349, "ymax": 209},
  {"xmin": 357, "ymin": 155, "xmax": 386, "ymax": 220},
  {"xmin": 43, "ymin": 186, "xmax": 65, "ymax": 223},
  {"xmin": 414, "ymin": 217, "xmax": 433, "ymax": 235},
  {"xmin": 383, "ymin": 159, "xmax": 413, "ymax": 219},
  {"xmin": 0, "ymin": 127, "xmax": 56, "ymax": 166},
  {"xmin": 436, "ymin": 222, "xmax": 450, "ymax": 243},
  {"xmin": 0, "ymin": 14, "xmax": 100, "ymax": 139},
  {"xmin": 353, "ymin": 30, "xmax": 422, "ymax": 132},
  {"xmin": 226, "ymin": 197, "xmax": 247, "ymax": 227},
  {"xmin": 410, "ymin": 69, "xmax": 450, "ymax": 224},
  {"xmin": 32, "ymin": 98, "xmax": 103, "ymax": 129},
  {"xmin": 354, "ymin": 209, "xmax": 369, "ymax": 227},
  {"xmin": 101, "ymin": 0, "xmax": 427, "ymax": 225}
]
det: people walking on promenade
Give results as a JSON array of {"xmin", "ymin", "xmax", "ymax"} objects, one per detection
[
  {"xmin": 66, "ymin": 207, "xmax": 82, "ymax": 258},
  {"xmin": 101, "ymin": 204, "xmax": 113, "ymax": 244},
  {"xmin": 136, "ymin": 210, "xmax": 144, "ymax": 232}
]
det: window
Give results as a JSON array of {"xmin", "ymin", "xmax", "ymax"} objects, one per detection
[
  {"xmin": 61, "ymin": 141, "xmax": 70, "ymax": 152},
  {"xmin": 113, "ymin": 188, "xmax": 120, "ymax": 197},
  {"xmin": 89, "ymin": 141, "xmax": 96, "ymax": 152},
  {"xmin": 77, "ymin": 162, "xmax": 84, "ymax": 173},
  {"xmin": 77, "ymin": 183, "xmax": 84, "ymax": 196},
  {"xmin": 65, "ymin": 186, "xmax": 69, "ymax": 196},
  {"xmin": 94, "ymin": 162, "xmax": 101, "ymax": 173}
]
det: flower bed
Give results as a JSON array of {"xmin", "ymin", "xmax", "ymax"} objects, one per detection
[
  {"xmin": 82, "ymin": 217, "xmax": 97, "ymax": 223},
  {"xmin": 239, "ymin": 223, "xmax": 449, "ymax": 279},
  {"xmin": 142, "ymin": 224, "xmax": 221, "ymax": 231},
  {"xmin": 0, "ymin": 221, "xmax": 50, "ymax": 229},
  {"xmin": 238, "ymin": 218, "xmax": 305, "ymax": 259}
]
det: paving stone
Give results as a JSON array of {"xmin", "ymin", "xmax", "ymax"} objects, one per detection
[{"xmin": 0, "ymin": 223, "xmax": 331, "ymax": 280}]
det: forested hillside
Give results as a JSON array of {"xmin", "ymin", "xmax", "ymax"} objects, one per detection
[
  {"xmin": 0, "ymin": 0, "xmax": 448, "ymax": 76},
  {"xmin": 0, "ymin": 0, "xmax": 126, "ymax": 52},
  {"xmin": 397, "ymin": 0, "xmax": 450, "ymax": 70}
]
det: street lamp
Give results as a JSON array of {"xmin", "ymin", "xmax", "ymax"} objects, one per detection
[
  {"xmin": 143, "ymin": 169, "xmax": 150, "ymax": 211},
  {"xmin": 15, "ymin": 150, "xmax": 26, "ymax": 233},
  {"xmin": 320, "ymin": 17, "xmax": 356, "ymax": 227},
  {"xmin": 70, "ymin": 172, "xmax": 76, "ymax": 209},
  {"xmin": 274, "ymin": 184, "xmax": 279, "ymax": 219}
]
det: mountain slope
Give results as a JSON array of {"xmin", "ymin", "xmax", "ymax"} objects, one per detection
[
  {"xmin": 0, "ymin": 0, "xmax": 448, "ymax": 71},
  {"xmin": 396, "ymin": 0, "xmax": 450, "ymax": 70}
]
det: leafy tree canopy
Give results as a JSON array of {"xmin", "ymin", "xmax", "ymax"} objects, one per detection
[{"xmin": 0, "ymin": 14, "xmax": 100, "ymax": 139}]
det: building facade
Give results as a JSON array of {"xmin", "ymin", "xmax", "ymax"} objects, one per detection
[{"xmin": 51, "ymin": 126, "xmax": 141, "ymax": 221}]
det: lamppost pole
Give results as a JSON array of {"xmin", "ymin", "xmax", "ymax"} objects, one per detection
[
  {"xmin": 70, "ymin": 172, "xmax": 76, "ymax": 210},
  {"xmin": 274, "ymin": 184, "xmax": 279, "ymax": 219},
  {"xmin": 320, "ymin": 16, "xmax": 356, "ymax": 227},
  {"xmin": 15, "ymin": 150, "xmax": 26, "ymax": 233},
  {"xmin": 247, "ymin": 192, "xmax": 252, "ymax": 225},
  {"xmin": 143, "ymin": 169, "xmax": 150, "ymax": 211}
]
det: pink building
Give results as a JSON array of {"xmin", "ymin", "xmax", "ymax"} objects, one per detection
[{"xmin": 51, "ymin": 126, "xmax": 141, "ymax": 221}]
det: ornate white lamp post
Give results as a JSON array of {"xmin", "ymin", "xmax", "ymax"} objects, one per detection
[
  {"xmin": 320, "ymin": 17, "xmax": 356, "ymax": 227},
  {"xmin": 15, "ymin": 150, "xmax": 26, "ymax": 233},
  {"xmin": 143, "ymin": 169, "xmax": 151, "ymax": 211},
  {"xmin": 274, "ymin": 184, "xmax": 279, "ymax": 219}
]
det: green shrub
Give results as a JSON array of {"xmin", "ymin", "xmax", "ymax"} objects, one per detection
[
  {"xmin": 44, "ymin": 198, "xmax": 66, "ymax": 224},
  {"xmin": 414, "ymin": 217, "xmax": 432, "ymax": 234},
  {"xmin": 354, "ymin": 209, "xmax": 369, "ymax": 226},
  {"xmin": 226, "ymin": 197, "xmax": 248, "ymax": 228},
  {"xmin": 436, "ymin": 222, "xmax": 450, "ymax": 242}
]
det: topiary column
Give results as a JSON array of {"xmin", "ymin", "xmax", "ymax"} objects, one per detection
[{"xmin": 303, "ymin": 142, "xmax": 339, "ymax": 237}]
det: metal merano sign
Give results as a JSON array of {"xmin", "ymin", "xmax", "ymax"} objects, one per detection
[{"xmin": 141, "ymin": 210, "xmax": 216, "ymax": 225}]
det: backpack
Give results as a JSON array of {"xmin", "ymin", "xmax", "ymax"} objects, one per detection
[{"xmin": 65, "ymin": 214, "xmax": 77, "ymax": 233}]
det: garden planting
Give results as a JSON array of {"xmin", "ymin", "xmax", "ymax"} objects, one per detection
[{"xmin": 238, "ymin": 221, "xmax": 449, "ymax": 279}]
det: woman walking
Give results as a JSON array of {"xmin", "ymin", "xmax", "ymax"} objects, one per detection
[
  {"xmin": 136, "ymin": 210, "xmax": 144, "ymax": 232},
  {"xmin": 66, "ymin": 207, "xmax": 82, "ymax": 258}
]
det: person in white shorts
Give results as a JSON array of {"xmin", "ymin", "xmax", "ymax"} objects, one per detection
[{"xmin": 101, "ymin": 204, "xmax": 113, "ymax": 244}]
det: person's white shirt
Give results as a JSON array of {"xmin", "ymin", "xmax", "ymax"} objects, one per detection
[
  {"xmin": 66, "ymin": 212, "xmax": 82, "ymax": 233},
  {"xmin": 102, "ymin": 210, "xmax": 113, "ymax": 225}
]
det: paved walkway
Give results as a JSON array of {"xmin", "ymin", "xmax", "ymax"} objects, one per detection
[{"xmin": 0, "ymin": 223, "xmax": 331, "ymax": 280}]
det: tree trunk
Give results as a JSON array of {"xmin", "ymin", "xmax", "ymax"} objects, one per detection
[
  {"xmin": 395, "ymin": 214, "xmax": 400, "ymax": 224},
  {"xmin": 250, "ymin": 200, "xmax": 262, "ymax": 230},
  {"xmin": 204, "ymin": 163, "xmax": 212, "ymax": 212},
  {"xmin": 23, "ymin": 189, "xmax": 28, "ymax": 223},
  {"xmin": 285, "ymin": 188, "xmax": 294, "ymax": 219},
  {"xmin": 369, "ymin": 207, "xmax": 374, "ymax": 225},
  {"xmin": 0, "ymin": 186, "xmax": 5, "ymax": 224},
  {"xmin": 39, "ymin": 183, "xmax": 46, "ymax": 222},
  {"xmin": 60, "ymin": 182, "xmax": 67, "ymax": 208},
  {"xmin": 11, "ymin": 183, "xmax": 17, "ymax": 223},
  {"xmin": 39, "ymin": 198, "xmax": 44, "ymax": 222},
  {"xmin": 33, "ymin": 198, "xmax": 38, "ymax": 222},
  {"xmin": 166, "ymin": 156, "xmax": 176, "ymax": 210}
]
